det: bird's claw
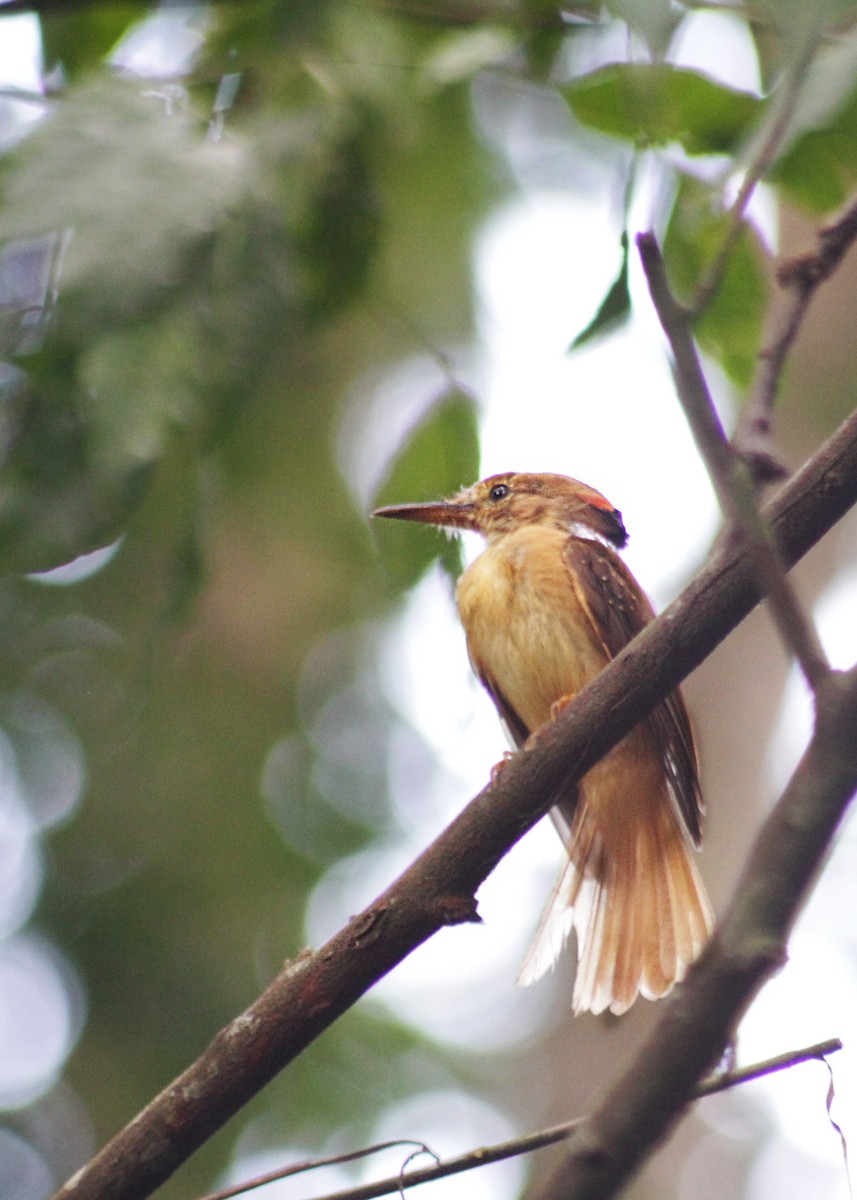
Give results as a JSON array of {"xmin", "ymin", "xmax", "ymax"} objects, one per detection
[
  {"xmin": 550, "ymin": 694, "xmax": 574, "ymax": 721},
  {"xmin": 490, "ymin": 751, "xmax": 515, "ymax": 783}
]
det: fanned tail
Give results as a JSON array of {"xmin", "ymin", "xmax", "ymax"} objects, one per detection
[{"xmin": 516, "ymin": 762, "xmax": 713, "ymax": 1016}]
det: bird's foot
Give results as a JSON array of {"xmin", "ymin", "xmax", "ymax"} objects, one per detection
[
  {"xmin": 490, "ymin": 751, "xmax": 516, "ymax": 784},
  {"xmin": 550, "ymin": 694, "xmax": 574, "ymax": 721}
]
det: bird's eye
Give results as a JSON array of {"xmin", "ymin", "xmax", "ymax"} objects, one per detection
[{"xmin": 488, "ymin": 483, "xmax": 510, "ymax": 502}]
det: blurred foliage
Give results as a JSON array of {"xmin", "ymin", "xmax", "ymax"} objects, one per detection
[
  {"xmin": 372, "ymin": 386, "xmax": 480, "ymax": 589},
  {"xmin": 38, "ymin": 6, "xmax": 149, "ymax": 79},
  {"xmin": 663, "ymin": 173, "xmax": 769, "ymax": 386},
  {"xmin": 772, "ymin": 80, "xmax": 857, "ymax": 212},
  {"xmin": 1, "ymin": 1, "xmax": 857, "ymax": 1198},
  {"xmin": 570, "ymin": 230, "xmax": 631, "ymax": 349},
  {"xmin": 564, "ymin": 64, "xmax": 761, "ymax": 155}
]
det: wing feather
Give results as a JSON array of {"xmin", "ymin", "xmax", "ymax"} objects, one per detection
[
  {"xmin": 476, "ymin": 673, "xmax": 531, "ymax": 749},
  {"xmin": 562, "ymin": 537, "xmax": 703, "ymax": 843}
]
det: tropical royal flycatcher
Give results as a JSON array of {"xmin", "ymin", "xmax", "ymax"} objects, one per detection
[{"xmin": 374, "ymin": 471, "xmax": 712, "ymax": 1016}]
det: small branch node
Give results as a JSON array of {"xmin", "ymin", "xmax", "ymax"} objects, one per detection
[
  {"xmin": 738, "ymin": 443, "xmax": 789, "ymax": 486},
  {"xmin": 349, "ymin": 907, "xmax": 389, "ymax": 948},
  {"xmin": 433, "ymin": 893, "xmax": 482, "ymax": 926}
]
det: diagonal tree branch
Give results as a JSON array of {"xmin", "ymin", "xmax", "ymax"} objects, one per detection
[
  {"xmin": 531, "ymin": 661, "xmax": 857, "ymax": 1200},
  {"xmin": 687, "ymin": 29, "xmax": 819, "ymax": 323},
  {"xmin": 736, "ymin": 191, "xmax": 857, "ymax": 476},
  {"xmin": 54, "ymin": 404, "xmax": 857, "ymax": 1200},
  {"xmin": 638, "ymin": 229, "xmax": 830, "ymax": 691}
]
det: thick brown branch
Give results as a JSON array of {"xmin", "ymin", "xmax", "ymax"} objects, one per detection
[
  {"xmin": 52, "ymin": 404, "xmax": 857, "ymax": 1200},
  {"xmin": 531, "ymin": 664, "xmax": 857, "ymax": 1200},
  {"xmin": 638, "ymin": 229, "xmax": 830, "ymax": 690}
]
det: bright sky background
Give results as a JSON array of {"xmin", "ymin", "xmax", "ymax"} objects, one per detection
[{"xmin": 0, "ymin": 8, "xmax": 854, "ymax": 1200}]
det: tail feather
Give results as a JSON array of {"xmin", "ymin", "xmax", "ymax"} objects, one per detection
[
  {"xmin": 647, "ymin": 823, "xmax": 677, "ymax": 997},
  {"xmin": 517, "ymin": 761, "xmax": 713, "ymax": 1016},
  {"xmin": 515, "ymin": 862, "xmax": 576, "ymax": 988},
  {"xmin": 610, "ymin": 857, "xmax": 641, "ymax": 1009}
]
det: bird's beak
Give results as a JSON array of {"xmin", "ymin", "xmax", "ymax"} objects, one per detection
[{"xmin": 372, "ymin": 498, "xmax": 478, "ymax": 532}]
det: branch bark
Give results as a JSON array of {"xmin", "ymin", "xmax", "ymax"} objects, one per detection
[
  {"xmin": 531, "ymin": 664, "xmax": 857, "ymax": 1200},
  {"xmin": 54, "ymin": 405, "xmax": 857, "ymax": 1200},
  {"xmin": 638, "ymin": 230, "xmax": 830, "ymax": 690},
  {"xmin": 687, "ymin": 30, "xmax": 818, "ymax": 322},
  {"xmin": 737, "ymin": 191, "xmax": 857, "ymax": 476}
]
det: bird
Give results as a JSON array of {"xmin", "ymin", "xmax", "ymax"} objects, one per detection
[{"xmin": 373, "ymin": 471, "xmax": 712, "ymax": 1016}]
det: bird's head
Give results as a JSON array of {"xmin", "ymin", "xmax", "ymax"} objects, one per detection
[{"xmin": 373, "ymin": 472, "xmax": 627, "ymax": 547}]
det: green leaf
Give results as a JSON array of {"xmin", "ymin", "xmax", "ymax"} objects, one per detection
[
  {"xmin": 569, "ymin": 231, "xmax": 630, "ymax": 350},
  {"xmin": 771, "ymin": 87, "xmax": 857, "ymax": 212},
  {"xmin": 0, "ymin": 356, "xmax": 153, "ymax": 572},
  {"xmin": 664, "ymin": 174, "xmax": 769, "ymax": 386},
  {"xmin": 0, "ymin": 76, "xmax": 298, "ymax": 572},
  {"xmin": 0, "ymin": 75, "xmax": 251, "ymax": 337},
  {"xmin": 697, "ymin": 228, "xmax": 768, "ymax": 386},
  {"xmin": 372, "ymin": 387, "xmax": 480, "ymax": 592},
  {"xmin": 40, "ymin": 7, "xmax": 144, "ymax": 76},
  {"xmin": 762, "ymin": 21, "xmax": 857, "ymax": 212},
  {"xmin": 78, "ymin": 310, "xmax": 203, "ymax": 478},
  {"xmin": 606, "ymin": 0, "xmax": 683, "ymax": 59},
  {"xmin": 419, "ymin": 27, "xmax": 518, "ymax": 88},
  {"xmin": 297, "ymin": 109, "xmax": 382, "ymax": 320},
  {"xmin": 564, "ymin": 64, "xmax": 760, "ymax": 155}
]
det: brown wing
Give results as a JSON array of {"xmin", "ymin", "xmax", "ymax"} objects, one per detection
[
  {"xmin": 563, "ymin": 537, "xmax": 703, "ymax": 844},
  {"xmin": 477, "ymin": 673, "xmax": 531, "ymax": 749}
]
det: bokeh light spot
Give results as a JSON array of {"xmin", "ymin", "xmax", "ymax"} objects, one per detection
[{"xmin": 0, "ymin": 936, "xmax": 85, "ymax": 1109}]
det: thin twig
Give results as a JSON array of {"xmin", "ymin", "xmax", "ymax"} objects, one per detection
[
  {"xmin": 51, "ymin": 406, "xmax": 857, "ymax": 1200},
  {"xmin": 198, "ymin": 1039, "xmax": 842, "ymax": 1200},
  {"xmin": 697, "ymin": 1037, "xmax": 842, "ymax": 1097},
  {"xmin": 689, "ymin": 32, "xmax": 818, "ymax": 320},
  {"xmin": 737, "ymin": 191, "xmax": 857, "ymax": 476},
  {"xmin": 373, "ymin": 0, "xmax": 574, "ymax": 26},
  {"xmin": 638, "ymin": 230, "xmax": 830, "ymax": 692},
  {"xmin": 199, "ymin": 1141, "xmax": 438, "ymax": 1200},
  {"xmin": 532, "ymin": 663, "xmax": 857, "ymax": 1200}
]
